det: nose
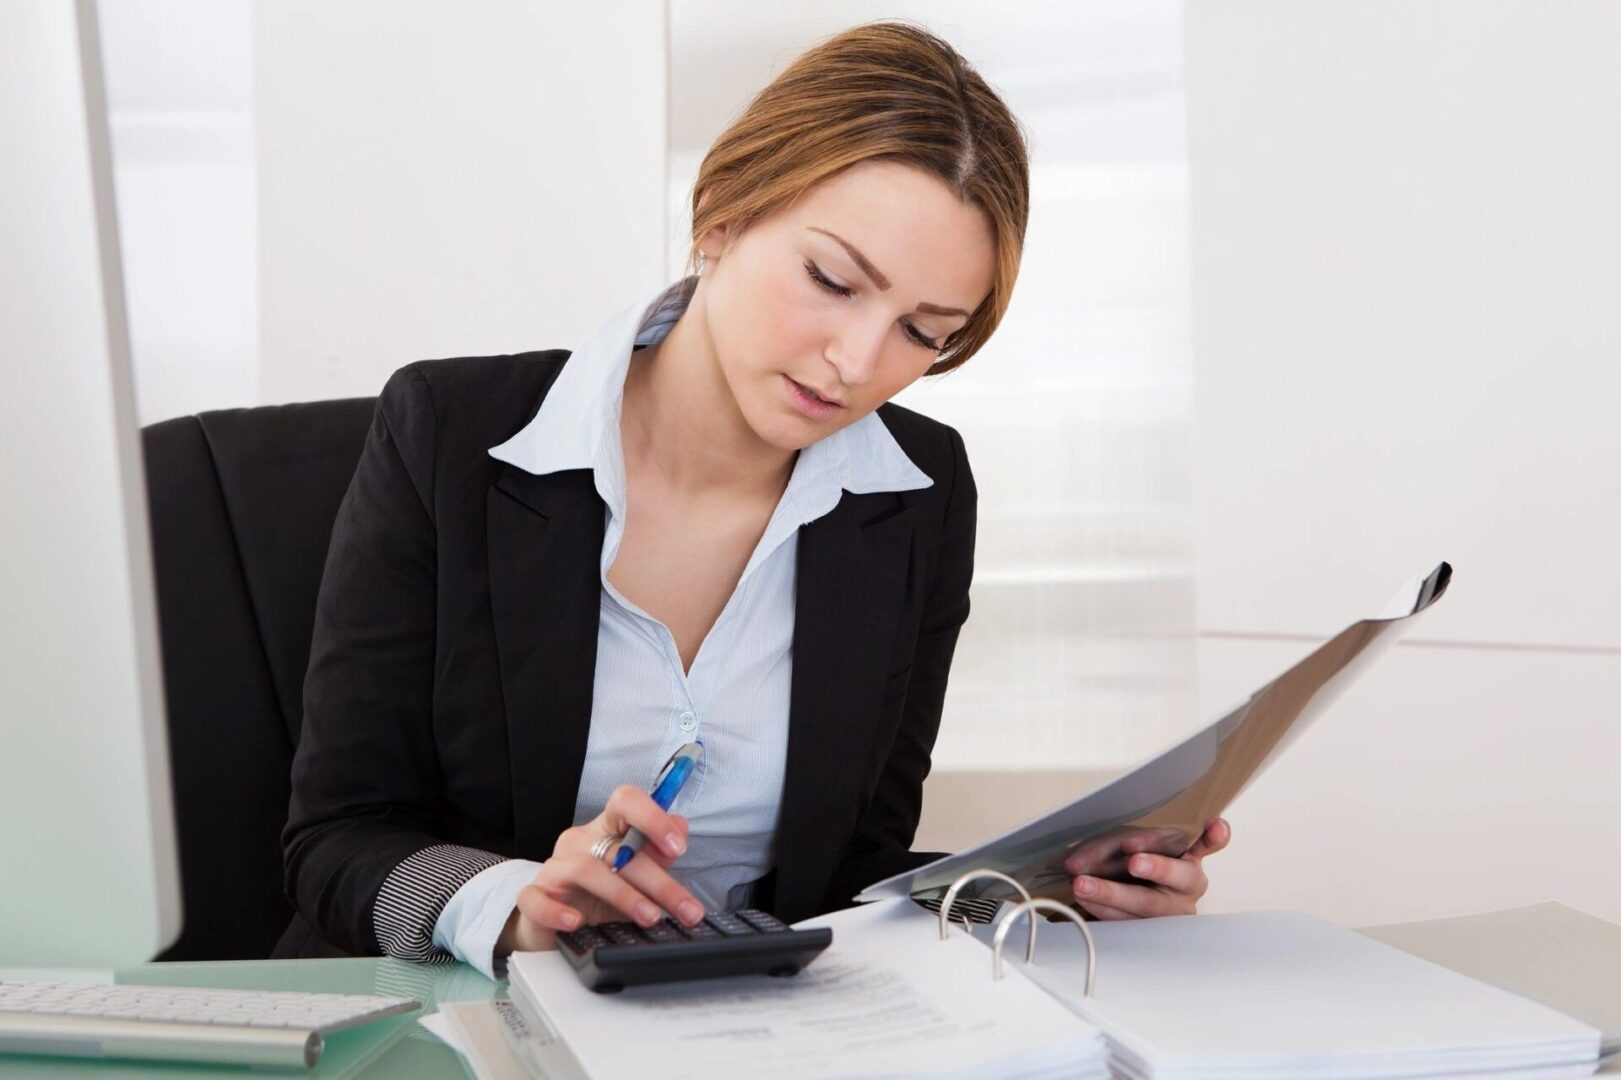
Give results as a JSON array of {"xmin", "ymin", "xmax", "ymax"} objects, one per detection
[{"xmin": 824, "ymin": 316, "xmax": 888, "ymax": 388}]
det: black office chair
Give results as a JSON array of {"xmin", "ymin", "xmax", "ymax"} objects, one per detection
[{"xmin": 141, "ymin": 397, "xmax": 374, "ymax": 961}]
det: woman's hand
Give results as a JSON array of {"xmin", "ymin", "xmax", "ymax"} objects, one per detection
[
  {"xmin": 1067, "ymin": 818, "xmax": 1231, "ymax": 920},
  {"xmin": 498, "ymin": 784, "xmax": 705, "ymax": 955}
]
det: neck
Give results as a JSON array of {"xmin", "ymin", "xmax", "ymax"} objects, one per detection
[{"xmin": 619, "ymin": 279, "xmax": 796, "ymax": 502}]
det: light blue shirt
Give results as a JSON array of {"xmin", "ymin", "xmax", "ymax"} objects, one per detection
[{"xmin": 433, "ymin": 275, "xmax": 932, "ymax": 976}]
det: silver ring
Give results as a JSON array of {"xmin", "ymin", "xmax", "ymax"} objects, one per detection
[{"xmin": 589, "ymin": 832, "xmax": 621, "ymax": 862}]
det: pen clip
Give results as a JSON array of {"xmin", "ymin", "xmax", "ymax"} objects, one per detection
[{"xmin": 655, "ymin": 741, "xmax": 704, "ymax": 785}]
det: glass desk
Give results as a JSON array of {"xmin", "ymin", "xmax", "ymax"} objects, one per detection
[{"xmin": 0, "ymin": 957, "xmax": 498, "ymax": 1078}]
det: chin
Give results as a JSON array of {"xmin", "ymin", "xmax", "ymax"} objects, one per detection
[
  {"xmin": 745, "ymin": 404, "xmax": 840, "ymax": 453},
  {"xmin": 755, "ymin": 419, "xmax": 824, "ymax": 453}
]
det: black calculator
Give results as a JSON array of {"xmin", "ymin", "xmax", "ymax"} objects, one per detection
[{"xmin": 554, "ymin": 908, "xmax": 833, "ymax": 993}]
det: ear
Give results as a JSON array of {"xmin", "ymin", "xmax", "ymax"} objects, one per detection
[
  {"xmin": 693, "ymin": 186, "xmax": 729, "ymax": 262},
  {"xmin": 696, "ymin": 224, "xmax": 728, "ymax": 263}
]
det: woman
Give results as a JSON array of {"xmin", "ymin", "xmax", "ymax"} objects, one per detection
[{"xmin": 279, "ymin": 21, "xmax": 1228, "ymax": 977}]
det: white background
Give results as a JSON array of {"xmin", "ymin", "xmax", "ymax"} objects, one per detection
[{"xmin": 1187, "ymin": 0, "xmax": 1621, "ymax": 926}]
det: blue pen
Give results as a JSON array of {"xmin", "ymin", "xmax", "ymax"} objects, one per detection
[{"xmin": 610, "ymin": 741, "xmax": 703, "ymax": 873}]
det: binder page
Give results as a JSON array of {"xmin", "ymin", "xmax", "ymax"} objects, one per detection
[
  {"xmin": 1013, "ymin": 910, "xmax": 1600, "ymax": 1078},
  {"xmin": 859, "ymin": 563, "xmax": 1453, "ymax": 906},
  {"xmin": 508, "ymin": 899, "xmax": 1104, "ymax": 1080}
]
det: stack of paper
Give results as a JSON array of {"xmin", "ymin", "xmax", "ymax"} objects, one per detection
[
  {"xmin": 507, "ymin": 899, "xmax": 1107, "ymax": 1080},
  {"xmin": 1010, "ymin": 910, "xmax": 1602, "ymax": 1080}
]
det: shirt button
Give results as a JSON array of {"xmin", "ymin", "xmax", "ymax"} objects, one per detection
[{"xmin": 679, "ymin": 710, "xmax": 697, "ymax": 732}]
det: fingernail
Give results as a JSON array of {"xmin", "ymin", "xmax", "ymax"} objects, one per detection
[
  {"xmin": 636, "ymin": 902, "xmax": 659, "ymax": 925},
  {"xmin": 679, "ymin": 901, "xmax": 703, "ymax": 925},
  {"xmin": 665, "ymin": 832, "xmax": 686, "ymax": 856},
  {"xmin": 560, "ymin": 910, "xmax": 581, "ymax": 929},
  {"xmin": 1133, "ymin": 855, "xmax": 1152, "ymax": 876},
  {"xmin": 1075, "ymin": 877, "xmax": 1096, "ymax": 896}
]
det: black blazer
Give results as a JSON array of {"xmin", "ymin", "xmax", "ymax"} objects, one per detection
[{"xmin": 278, "ymin": 350, "xmax": 976, "ymax": 959}]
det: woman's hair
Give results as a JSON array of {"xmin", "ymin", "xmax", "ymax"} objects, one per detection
[{"xmin": 688, "ymin": 21, "xmax": 1031, "ymax": 375}]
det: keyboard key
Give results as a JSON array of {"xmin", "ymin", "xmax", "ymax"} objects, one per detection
[{"xmin": 0, "ymin": 981, "xmax": 418, "ymax": 1068}]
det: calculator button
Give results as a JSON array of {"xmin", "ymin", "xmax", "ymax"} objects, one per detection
[
  {"xmin": 558, "ymin": 916, "xmax": 834, "ymax": 993},
  {"xmin": 602, "ymin": 923, "xmax": 644, "ymax": 946},
  {"xmin": 642, "ymin": 921, "xmax": 685, "ymax": 944},
  {"xmin": 563, "ymin": 929, "xmax": 608, "ymax": 952},
  {"xmin": 737, "ymin": 909, "xmax": 788, "ymax": 932}
]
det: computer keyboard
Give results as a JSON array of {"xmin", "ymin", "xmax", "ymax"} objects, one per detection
[
  {"xmin": 0, "ymin": 980, "xmax": 418, "ymax": 1068},
  {"xmin": 555, "ymin": 907, "xmax": 833, "ymax": 993}
]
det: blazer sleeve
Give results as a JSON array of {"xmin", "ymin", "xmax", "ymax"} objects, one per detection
[
  {"xmin": 817, "ymin": 424, "xmax": 976, "ymax": 911},
  {"xmin": 283, "ymin": 365, "xmax": 507, "ymax": 962}
]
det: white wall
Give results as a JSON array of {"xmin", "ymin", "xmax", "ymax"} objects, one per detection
[
  {"xmin": 254, "ymin": 1, "xmax": 668, "ymax": 404},
  {"xmin": 669, "ymin": 1, "xmax": 1199, "ymax": 773},
  {"xmin": 1188, "ymin": 0, "xmax": 1621, "ymax": 926},
  {"xmin": 100, "ymin": 0, "xmax": 256, "ymax": 425}
]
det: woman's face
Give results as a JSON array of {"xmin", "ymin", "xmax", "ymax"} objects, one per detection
[{"xmin": 695, "ymin": 159, "xmax": 997, "ymax": 452}]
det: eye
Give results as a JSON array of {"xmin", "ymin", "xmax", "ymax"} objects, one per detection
[
  {"xmin": 804, "ymin": 260, "xmax": 853, "ymax": 298},
  {"xmin": 902, "ymin": 322, "xmax": 942, "ymax": 352},
  {"xmin": 805, "ymin": 260, "xmax": 943, "ymax": 353}
]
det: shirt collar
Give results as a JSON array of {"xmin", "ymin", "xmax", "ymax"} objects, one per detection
[{"xmin": 486, "ymin": 276, "xmax": 934, "ymax": 511}]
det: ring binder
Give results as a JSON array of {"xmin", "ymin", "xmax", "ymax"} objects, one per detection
[
  {"xmin": 940, "ymin": 869, "xmax": 1097, "ymax": 999},
  {"xmin": 995, "ymin": 898, "xmax": 1097, "ymax": 998},
  {"xmin": 508, "ymin": 895, "xmax": 1115, "ymax": 1079},
  {"xmin": 940, "ymin": 869, "xmax": 1035, "ymax": 961}
]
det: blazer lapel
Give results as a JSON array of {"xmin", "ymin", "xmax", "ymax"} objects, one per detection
[
  {"xmin": 486, "ymin": 464, "xmax": 605, "ymax": 855},
  {"xmin": 775, "ymin": 494, "xmax": 916, "ymax": 921}
]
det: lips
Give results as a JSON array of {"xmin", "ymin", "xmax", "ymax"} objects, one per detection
[
  {"xmin": 789, "ymin": 378, "xmax": 843, "ymax": 407},
  {"xmin": 783, "ymin": 375, "xmax": 844, "ymax": 421}
]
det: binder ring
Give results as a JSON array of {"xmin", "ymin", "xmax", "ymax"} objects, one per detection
[
  {"xmin": 939, "ymin": 870, "xmax": 1035, "ymax": 964},
  {"xmin": 993, "ymin": 898, "xmax": 1097, "ymax": 998}
]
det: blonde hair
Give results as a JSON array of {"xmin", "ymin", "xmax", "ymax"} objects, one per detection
[{"xmin": 689, "ymin": 21, "xmax": 1031, "ymax": 375}]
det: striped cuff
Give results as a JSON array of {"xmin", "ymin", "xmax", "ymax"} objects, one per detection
[
  {"xmin": 913, "ymin": 893, "xmax": 1005, "ymax": 926},
  {"xmin": 373, "ymin": 844, "xmax": 507, "ymax": 964}
]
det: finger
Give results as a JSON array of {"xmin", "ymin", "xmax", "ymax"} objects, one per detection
[
  {"xmin": 1185, "ymin": 818, "xmax": 1232, "ymax": 861},
  {"xmin": 1062, "ymin": 833, "xmax": 1120, "ymax": 874},
  {"xmin": 1120, "ymin": 829, "xmax": 1169, "ymax": 855},
  {"xmin": 515, "ymin": 883, "xmax": 583, "ymax": 933},
  {"xmin": 634, "ymin": 840, "xmax": 681, "ymax": 872},
  {"xmin": 618, "ymin": 853, "xmax": 705, "ymax": 927},
  {"xmin": 1072, "ymin": 875, "xmax": 1194, "ymax": 919},
  {"xmin": 554, "ymin": 853, "xmax": 666, "ymax": 927},
  {"xmin": 603, "ymin": 784, "xmax": 687, "ymax": 858},
  {"xmin": 1125, "ymin": 853, "xmax": 1208, "ymax": 900},
  {"xmin": 1077, "ymin": 899, "xmax": 1142, "ymax": 922}
]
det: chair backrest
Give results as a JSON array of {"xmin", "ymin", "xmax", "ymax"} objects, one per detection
[{"xmin": 141, "ymin": 397, "xmax": 375, "ymax": 960}]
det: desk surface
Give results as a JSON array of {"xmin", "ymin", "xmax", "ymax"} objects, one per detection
[
  {"xmin": 0, "ymin": 957, "xmax": 490, "ymax": 1079},
  {"xmin": 4, "ymin": 903, "xmax": 1616, "ymax": 1078}
]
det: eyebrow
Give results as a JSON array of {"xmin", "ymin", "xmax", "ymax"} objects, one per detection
[{"xmin": 806, "ymin": 227, "xmax": 971, "ymax": 318}]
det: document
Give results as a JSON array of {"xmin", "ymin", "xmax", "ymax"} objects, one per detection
[
  {"xmin": 507, "ymin": 899, "xmax": 1105, "ymax": 1080},
  {"xmin": 431, "ymin": 998, "xmax": 588, "ymax": 1080},
  {"xmin": 860, "ymin": 563, "xmax": 1453, "ymax": 906}
]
